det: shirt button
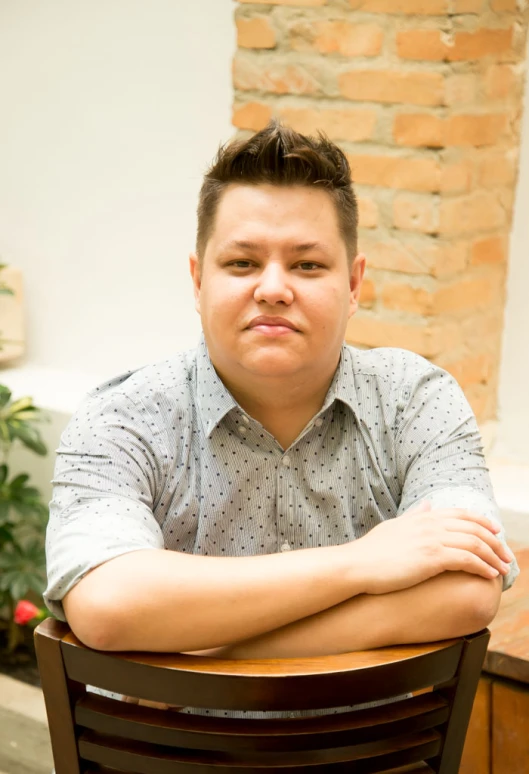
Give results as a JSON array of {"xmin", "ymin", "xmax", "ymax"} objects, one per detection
[
  {"xmin": 241, "ymin": 415, "xmax": 250, "ymax": 424},
  {"xmin": 239, "ymin": 426, "xmax": 247, "ymax": 435},
  {"xmin": 280, "ymin": 541, "xmax": 291, "ymax": 552},
  {"xmin": 282, "ymin": 455, "xmax": 291, "ymax": 467},
  {"xmin": 315, "ymin": 418, "xmax": 323, "ymax": 427}
]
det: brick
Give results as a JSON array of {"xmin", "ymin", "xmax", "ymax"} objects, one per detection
[
  {"xmin": 440, "ymin": 161, "xmax": 473, "ymax": 194},
  {"xmin": 477, "ymin": 152, "xmax": 517, "ymax": 187},
  {"xmin": 397, "ymin": 28, "xmax": 514, "ymax": 62},
  {"xmin": 348, "ymin": 154, "xmax": 440, "ymax": 192},
  {"xmin": 238, "ymin": 0, "xmax": 327, "ymax": 5},
  {"xmin": 339, "ymin": 70, "xmax": 443, "ymax": 106},
  {"xmin": 490, "ymin": 0, "xmax": 518, "ymax": 9},
  {"xmin": 278, "ymin": 106, "xmax": 376, "ymax": 142},
  {"xmin": 358, "ymin": 196, "xmax": 378, "ymax": 228},
  {"xmin": 233, "ymin": 56, "xmax": 320, "ymax": 95},
  {"xmin": 447, "ymin": 114, "xmax": 509, "ymax": 147},
  {"xmin": 393, "ymin": 113, "xmax": 509, "ymax": 148},
  {"xmin": 382, "ymin": 274, "xmax": 498, "ymax": 316},
  {"xmin": 465, "ymin": 383, "xmax": 495, "ymax": 421},
  {"xmin": 452, "ymin": 0, "xmax": 485, "ymax": 10},
  {"xmin": 359, "ymin": 277, "xmax": 376, "ymax": 307},
  {"xmin": 433, "ymin": 274, "xmax": 497, "ymax": 313},
  {"xmin": 237, "ymin": 17, "xmax": 276, "ymax": 49},
  {"xmin": 289, "ymin": 21, "xmax": 384, "ymax": 57},
  {"xmin": 381, "ymin": 283, "xmax": 434, "ymax": 315},
  {"xmin": 445, "ymin": 73, "xmax": 479, "ymax": 106},
  {"xmin": 393, "ymin": 114, "xmax": 444, "ymax": 147},
  {"xmin": 443, "ymin": 353, "xmax": 493, "ymax": 389},
  {"xmin": 440, "ymin": 192, "xmax": 506, "ymax": 235},
  {"xmin": 348, "ymin": 0, "xmax": 447, "ymax": 12},
  {"xmin": 393, "ymin": 194, "xmax": 439, "ymax": 233},
  {"xmin": 232, "ymin": 102, "xmax": 273, "ymax": 131},
  {"xmin": 361, "ymin": 236, "xmax": 467, "ymax": 277},
  {"xmin": 346, "ymin": 316, "xmax": 461, "ymax": 358},
  {"xmin": 470, "ymin": 235, "xmax": 508, "ymax": 266},
  {"xmin": 485, "ymin": 64, "xmax": 520, "ymax": 99}
]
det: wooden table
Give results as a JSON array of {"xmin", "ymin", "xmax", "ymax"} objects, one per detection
[{"xmin": 460, "ymin": 545, "xmax": 529, "ymax": 774}]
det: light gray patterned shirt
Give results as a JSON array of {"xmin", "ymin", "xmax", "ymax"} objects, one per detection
[{"xmin": 44, "ymin": 335, "xmax": 519, "ymax": 718}]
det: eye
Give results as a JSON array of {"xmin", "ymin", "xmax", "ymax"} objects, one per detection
[
  {"xmin": 298, "ymin": 262, "xmax": 322, "ymax": 271},
  {"xmin": 228, "ymin": 260, "xmax": 253, "ymax": 269}
]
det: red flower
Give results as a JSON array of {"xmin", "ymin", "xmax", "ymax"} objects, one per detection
[{"xmin": 14, "ymin": 600, "xmax": 40, "ymax": 626}]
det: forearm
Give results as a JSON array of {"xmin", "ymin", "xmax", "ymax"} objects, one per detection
[
  {"xmin": 63, "ymin": 544, "xmax": 363, "ymax": 652},
  {"xmin": 195, "ymin": 572, "xmax": 502, "ymax": 660}
]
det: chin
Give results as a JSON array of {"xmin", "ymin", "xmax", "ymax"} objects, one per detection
[{"xmin": 241, "ymin": 352, "xmax": 303, "ymax": 377}]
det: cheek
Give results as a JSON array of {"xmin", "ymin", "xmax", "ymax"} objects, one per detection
[{"xmin": 202, "ymin": 278, "xmax": 252, "ymax": 316}]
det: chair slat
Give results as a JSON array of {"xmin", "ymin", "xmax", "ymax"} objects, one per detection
[
  {"xmin": 78, "ymin": 727, "xmax": 442, "ymax": 773},
  {"xmin": 62, "ymin": 638, "xmax": 463, "ymax": 711},
  {"xmin": 75, "ymin": 691, "xmax": 450, "ymax": 753}
]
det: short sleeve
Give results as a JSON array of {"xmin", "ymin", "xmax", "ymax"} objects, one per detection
[
  {"xmin": 44, "ymin": 392, "xmax": 165, "ymax": 619},
  {"xmin": 395, "ymin": 365, "xmax": 519, "ymax": 591}
]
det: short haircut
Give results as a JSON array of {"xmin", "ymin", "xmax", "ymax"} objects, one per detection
[{"xmin": 196, "ymin": 120, "xmax": 358, "ymax": 263}]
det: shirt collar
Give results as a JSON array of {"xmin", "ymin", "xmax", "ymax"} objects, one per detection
[
  {"xmin": 195, "ymin": 335, "xmax": 238, "ymax": 437},
  {"xmin": 195, "ymin": 336, "xmax": 360, "ymax": 438},
  {"xmin": 318, "ymin": 343, "xmax": 360, "ymax": 419}
]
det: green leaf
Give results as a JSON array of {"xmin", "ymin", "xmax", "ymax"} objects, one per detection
[
  {"xmin": 0, "ymin": 386, "xmax": 12, "ymax": 409},
  {"xmin": 0, "ymin": 288, "xmax": 14, "ymax": 296},
  {"xmin": 9, "ymin": 423, "xmax": 47, "ymax": 456},
  {"xmin": 9, "ymin": 473, "xmax": 30, "ymax": 490},
  {"xmin": 0, "ymin": 464, "xmax": 8, "ymax": 485}
]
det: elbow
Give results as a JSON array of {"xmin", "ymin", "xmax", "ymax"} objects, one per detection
[
  {"xmin": 460, "ymin": 575, "xmax": 502, "ymax": 633},
  {"xmin": 63, "ymin": 587, "xmax": 120, "ymax": 652}
]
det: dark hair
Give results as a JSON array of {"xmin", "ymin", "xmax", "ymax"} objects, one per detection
[{"xmin": 196, "ymin": 120, "xmax": 358, "ymax": 263}]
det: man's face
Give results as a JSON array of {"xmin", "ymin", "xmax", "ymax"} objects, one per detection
[{"xmin": 190, "ymin": 183, "xmax": 365, "ymax": 384}]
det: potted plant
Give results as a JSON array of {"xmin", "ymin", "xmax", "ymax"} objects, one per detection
[
  {"xmin": 0, "ymin": 386, "xmax": 51, "ymax": 660},
  {"xmin": 0, "ymin": 265, "xmax": 51, "ymax": 678}
]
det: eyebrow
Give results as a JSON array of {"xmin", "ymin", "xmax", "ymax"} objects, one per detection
[{"xmin": 218, "ymin": 240, "xmax": 331, "ymax": 255}]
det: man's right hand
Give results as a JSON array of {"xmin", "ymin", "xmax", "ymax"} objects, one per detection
[{"xmin": 352, "ymin": 501, "xmax": 513, "ymax": 595}]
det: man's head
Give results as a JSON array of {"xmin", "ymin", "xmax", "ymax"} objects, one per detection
[
  {"xmin": 189, "ymin": 121, "xmax": 365, "ymax": 399},
  {"xmin": 196, "ymin": 120, "xmax": 359, "ymax": 265}
]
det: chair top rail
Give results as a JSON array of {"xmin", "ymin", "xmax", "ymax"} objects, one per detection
[{"xmin": 60, "ymin": 626, "xmax": 461, "ymax": 678}]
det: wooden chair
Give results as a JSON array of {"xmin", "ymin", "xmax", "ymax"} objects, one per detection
[{"xmin": 34, "ymin": 618, "xmax": 489, "ymax": 774}]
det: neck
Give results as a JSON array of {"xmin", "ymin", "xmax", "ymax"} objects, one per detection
[{"xmin": 214, "ymin": 358, "xmax": 340, "ymax": 449}]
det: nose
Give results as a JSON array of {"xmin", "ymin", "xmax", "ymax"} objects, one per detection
[{"xmin": 253, "ymin": 262, "xmax": 294, "ymax": 306}]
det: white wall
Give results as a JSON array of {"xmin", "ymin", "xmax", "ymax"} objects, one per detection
[
  {"xmin": 0, "ymin": 0, "xmax": 235, "ymax": 502},
  {"xmin": 0, "ymin": 0, "xmax": 235, "ymax": 381},
  {"xmin": 495, "ymin": 41, "xmax": 529, "ymax": 465}
]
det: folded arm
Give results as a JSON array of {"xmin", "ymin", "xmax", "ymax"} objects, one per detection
[{"xmin": 190, "ymin": 571, "xmax": 503, "ymax": 660}]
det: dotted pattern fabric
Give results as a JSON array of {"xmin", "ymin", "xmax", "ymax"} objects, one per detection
[{"xmin": 44, "ymin": 335, "xmax": 519, "ymax": 719}]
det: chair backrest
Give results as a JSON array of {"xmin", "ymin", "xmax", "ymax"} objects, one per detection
[{"xmin": 34, "ymin": 618, "xmax": 489, "ymax": 774}]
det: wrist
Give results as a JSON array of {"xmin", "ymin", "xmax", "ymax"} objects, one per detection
[{"xmin": 332, "ymin": 540, "xmax": 371, "ymax": 597}]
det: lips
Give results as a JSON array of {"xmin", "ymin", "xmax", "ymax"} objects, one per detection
[{"xmin": 248, "ymin": 316, "xmax": 298, "ymax": 330}]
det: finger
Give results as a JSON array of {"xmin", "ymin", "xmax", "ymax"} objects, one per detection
[
  {"xmin": 442, "ymin": 519, "xmax": 514, "ymax": 564},
  {"xmin": 435, "ymin": 508, "xmax": 501, "ymax": 534},
  {"xmin": 441, "ymin": 533, "xmax": 511, "ymax": 576},
  {"xmin": 441, "ymin": 547, "xmax": 502, "ymax": 580}
]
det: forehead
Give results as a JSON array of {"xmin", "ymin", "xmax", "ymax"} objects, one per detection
[{"xmin": 209, "ymin": 184, "xmax": 342, "ymax": 247}]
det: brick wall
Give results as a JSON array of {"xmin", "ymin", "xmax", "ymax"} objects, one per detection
[{"xmin": 232, "ymin": 0, "xmax": 529, "ymax": 422}]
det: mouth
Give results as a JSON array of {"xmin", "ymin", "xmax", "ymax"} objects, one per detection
[{"xmin": 247, "ymin": 317, "xmax": 299, "ymax": 336}]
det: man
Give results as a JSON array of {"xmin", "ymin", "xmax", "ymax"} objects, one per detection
[{"xmin": 44, "ymin": 121, "xmax": 518, "ymax": 718}]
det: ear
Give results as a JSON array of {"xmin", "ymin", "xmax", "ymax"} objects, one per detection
[
  {"xmin": 348, "ymin": 253, "xmax": 366, "ymax": 319},
  {"xmin": 189, "ymin": 253, "xmax": 201, "ymax": 315}
]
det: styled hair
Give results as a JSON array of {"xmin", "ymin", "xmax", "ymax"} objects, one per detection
[{"xmin": 196, "ymin": 120, "xmax": 358, "ymax": 263}]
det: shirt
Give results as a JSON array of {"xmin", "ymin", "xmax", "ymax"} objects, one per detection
[{"xmin": 44, "ymin": 335, "xmax": 519, "ymax": 718}]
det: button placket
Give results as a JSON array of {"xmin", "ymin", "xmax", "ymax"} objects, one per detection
[{"xmin": 276, "ymin": 451, "xmax": 293, "ymax": 553}]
